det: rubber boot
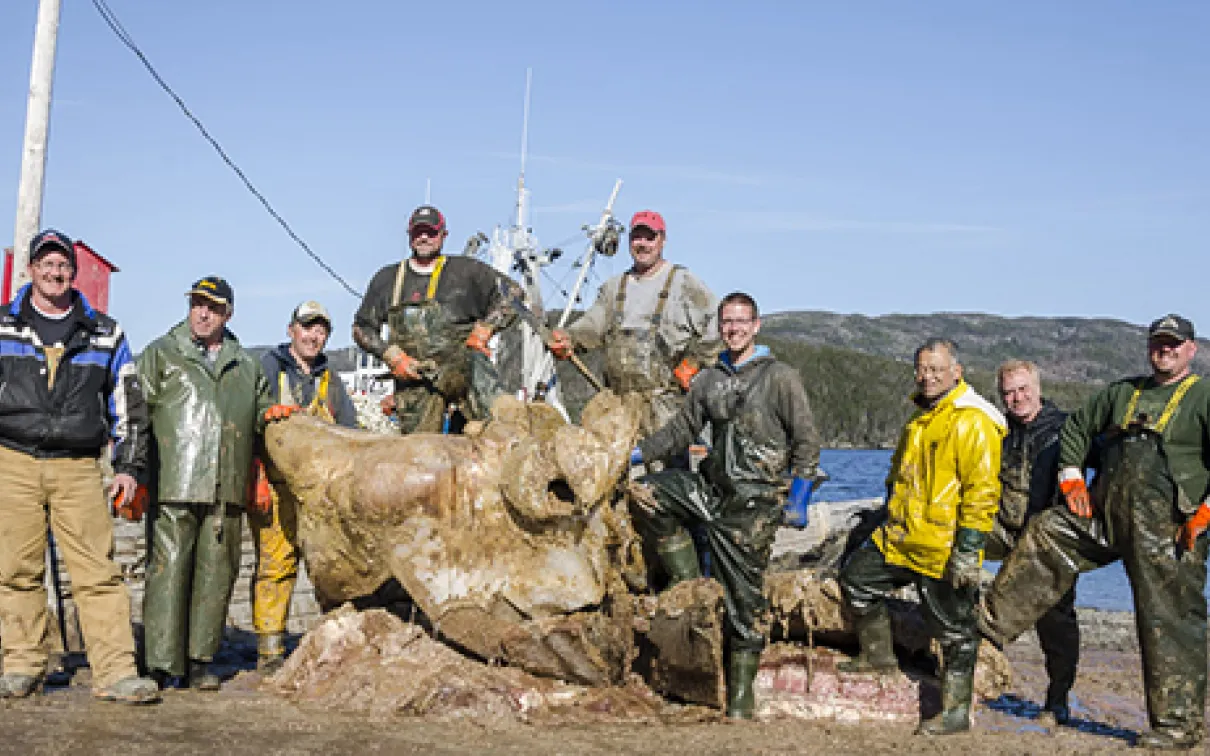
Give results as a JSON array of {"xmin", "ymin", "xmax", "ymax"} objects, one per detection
[
  {"xmin": 257, "ymin": 633, "xmax": 286, "ymax": 674},
  {"xmin": 726, "ymin": 649, "xmax": 761, "ymax": 719},
  {"xmin": 837, "ymin": 605, "xmax": 898, "ymax": 674},
  {"xmin": 657, "ymin": 530, "xmax": 701, "ymax": 588},
  {"xmin": 188, "ymin": 660, "xmax": 221, "ymax": 692},
  {"xmin": 917, "ymin": 644, "xmax": 976, "ymax": 736}
]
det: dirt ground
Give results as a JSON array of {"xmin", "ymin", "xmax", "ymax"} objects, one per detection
[{"xmin": 0, "ymin": 610, "xmax": 1195, "ymax": 755}]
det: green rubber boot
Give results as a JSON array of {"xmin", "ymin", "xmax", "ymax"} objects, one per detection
[
  {"xmin": 917, "ymin": 645, "xmax": 976, "ymax": 736},
  {"xmin": 657, "ymin": 530, "xmax": 701, "ymax": 588},
  {"xmin": 726, "ymin": 649, "xmax": 762, "ymax": 719},
  {"xmin": 837, "ymin": 605, "xmax": 899, "ymax": 674}
]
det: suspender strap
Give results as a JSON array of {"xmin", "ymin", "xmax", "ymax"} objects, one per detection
[
  {"xmin": 278, "ymin": 367, "xmax": 333, "ymax": 415},
  {"xmin": 1120, "ymin": 374, "xmax": 1200, "ymax": 433},
  {"xmin": 391, "ymin": 256, "xmax": 447, "ymax": 307},
  {"xmin": 611, "ymin": 263, "xmax": 683, "ymax": 329}
]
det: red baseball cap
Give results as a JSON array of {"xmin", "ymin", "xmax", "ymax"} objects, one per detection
[
  {"xmin": 629, "ymin": 210, "xmax": 666, "ymax": 233},
  {"xmin": 408, "ymin": 205, "xmax": 446, "ymax": 233}
]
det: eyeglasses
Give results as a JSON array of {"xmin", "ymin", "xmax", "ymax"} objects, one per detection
[
  {"xmin": 915, "ymin": 365, "xmax": 951, "ymax": 377},
  {"xmin": 721, "ymin": 318, "xmax": 755, "ymax": 327},
  {"xmin": 411, "ymin": 227, "xmax": 442, "ymax": 238},
  {"xmin": 34, "ymin": 260, "xmax": 73, "ymax": 273}
]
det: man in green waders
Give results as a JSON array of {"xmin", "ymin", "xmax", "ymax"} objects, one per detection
[
  {"xmin": 980, "ymin": 314, "xmax": 1210, "ymax": 751},
  {"xmin": 352, "ymin": 205, "xmax": 521, "ymax": 434},
  {"xmin": 628, "ymin": 291, "xmax": 822, "ymax": 718},
  {"xmin": 138, "ymin": 277, "xmax": 286, "ymax": 690}
]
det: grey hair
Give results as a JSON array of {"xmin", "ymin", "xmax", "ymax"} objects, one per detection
[{"xmin": 914, "ymin": 338, "xmax": 959, "ymax": 366}]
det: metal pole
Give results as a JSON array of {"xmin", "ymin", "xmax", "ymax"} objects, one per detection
[{"xmin": 10, "ymin": 0, "xmax": 63, "ymax": 300}]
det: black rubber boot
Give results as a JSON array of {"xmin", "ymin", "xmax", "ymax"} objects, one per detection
[
  {"xmin": 725, "ymin": 649, "xmax": 761, "ymax": 719},
  {"xmin": 657, "ymin": 530, "xmax": 701, "ymax": 588},
  {"xmin": 917, "ymin": 645, "xmax": 976, "ymax": 736},
  {"xmin": 837, "ymin": 605, "xmax": 899, "ymax": 674},
  {"xmin": 257, "ymin": 633, "xmax": 286, "ymax": 674},
  {"xmin": 188, "ymin": 660, "xmax": 221, "ymax": 691}
]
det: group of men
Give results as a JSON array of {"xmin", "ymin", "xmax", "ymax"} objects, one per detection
[{"xmin": 0, "ymin": 209, "xmax": 1206, "ymax": 750}]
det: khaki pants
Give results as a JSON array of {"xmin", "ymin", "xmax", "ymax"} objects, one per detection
[
  {"xmin": 249, "ymin": 482, "xmax": 299, "ymax": 635},
  {"xmin": 0, "ymin": 445, "xmax": 138, "ymax": 688}
]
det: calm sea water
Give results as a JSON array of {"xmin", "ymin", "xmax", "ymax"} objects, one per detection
[{"xmin": 819, "ymin": 448, "xmax": 1207, "ymax": 612}]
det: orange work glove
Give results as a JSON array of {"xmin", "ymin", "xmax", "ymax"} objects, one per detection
[
  {"xmin": 1178, "ymin": 503, "xmax": 1210, "ymax": 552},
  {"xmin": 384, "ymin": 346, "xmax": 422, "ymax": 381},
  {"xmin": 547, "ymin": 329, "xmax": 573, "ymax": 360},
  {"xmin": 673, "ymin": 358, "xmax": 699, "ymax": 391},
  {"xmin": 1059, "ymin": 477, "xmax": 1092, "ymax": 518},
  {"xmin": 113, "ymin": 485, "xmax": 150, "ymax": 522},
  {"xmin": 264, "ymin": 404, "xmax": 301, "ymax": 422},
  {"xmin": 465, "ymin": 323, "xmax": 493, "ymax": 357},
  {"xmin": 380, "ymin": 393, "xmax": 397, "ymax": 416},
  {"xmin": 250, "ymin": 458, "xmax": 273, "ymax": 515}
]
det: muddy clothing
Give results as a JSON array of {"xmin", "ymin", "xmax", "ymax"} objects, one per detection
[
  {"xmin": 872, "ymin": 380, "xmax": 1007, "ymax": 580},
  {"xmin": 985, "ymin": 374, "xmax": 1210, "ymax": 741},
  {"xmin": 251, "ymin": 345, "xmax": 354, "ymax": 637},
  {"xmin": 841, "ymin": 380, "xmax": 1004, "ymax": 688},
  {"xmin": 987, "ymin": 399, "xmax": 1079, "ymax": 711},
  {"xmin": 0, "ymin": 285, "xmax": 148, "ymax": 690},
  {"xmin": 138, "ymin": 321, "xmax": 272, "ymax": 678},
  {"xmin": 569, "ymin": 262, "xmax": 721, "ymax": 436},
  {"xmin": 259, "ymin": 345, "xmax": 357, "ymax": 430},
  {"xmin": 353, "ymin": 255, "xmax": 520, "ymax": 434},
  {"xmin": 636, "ymin": 348, "xmax": 821, "ymax": 653}
]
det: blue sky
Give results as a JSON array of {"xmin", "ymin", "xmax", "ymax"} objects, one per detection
[{"xmin": 2, "ymin": 1, "xmax": 1207, "ymax": 351}]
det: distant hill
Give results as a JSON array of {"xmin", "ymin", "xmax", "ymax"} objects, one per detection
[{"xmin": 242, "ymin": 310, "xmax": 1192, "ymax": 448}]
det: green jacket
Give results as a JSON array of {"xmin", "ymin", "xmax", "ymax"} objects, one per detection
[
  {"xmin": 137, "ymin": 320, "xmax": 272, "ymax": 504},
  {"xmin": 1059, "ymin": 373, "xmax": 1210, "ymax": 512}
]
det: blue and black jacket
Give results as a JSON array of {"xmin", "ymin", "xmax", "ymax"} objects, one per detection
[{"xmin": 0, "ymin": 284, "xmax": 148, "ymax": 476}]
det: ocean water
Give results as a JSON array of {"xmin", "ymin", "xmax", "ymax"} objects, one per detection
[{"xmin": 818, "ymin": 448, "xmax": 1207, "ymax": 612}]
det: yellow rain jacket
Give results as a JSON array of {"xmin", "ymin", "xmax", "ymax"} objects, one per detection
[{"xmin": 873, "ymin": 380, "xmax": 1007, "ymax": 579}]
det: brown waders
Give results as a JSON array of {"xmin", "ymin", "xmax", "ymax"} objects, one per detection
[
  {"xmin": 634, "ymin": 469, "xmax": 781, "ymax": 718},
  {"xmin": 839, "ymin": 539, "xmax": 980, "ymax": 735},
  {"xmin": 143, "ymin": 501, "xmax": 243, "ymax": 686},
  {"xmin": 985, "ymin": 525, "xmax": 1080, "ymax": 720},
  {"xmin": 386, "ymin": 257, "xmax": 501, "ymax": 434},
  {"xmin": 982, "ymin": 425, "xmax": 1208, "ymax": 749}
]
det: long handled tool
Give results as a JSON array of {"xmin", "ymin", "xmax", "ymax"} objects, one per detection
[
  {"xmin": 45, "ymin": 529, "xmax": 75, "ymax": 685},
  {"xmin": 503, "ymin": 289, "xmax": 604, "ymax": 392}
]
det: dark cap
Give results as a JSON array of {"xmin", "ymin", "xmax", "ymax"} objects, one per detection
[
  {"xmin": 408, "ymin": 205, "xmax": 446, "ymax": 232},
  {"xmin": 1149, "ymin": 314, "xmax": 1195, "ymax": 342},
  {"xmin": 29, "ymin": 229, "xmax": 76, "ymax": 269},
  {"xmin": 187, "ymin": 275, "xmax": 235, "ymax": 307}
]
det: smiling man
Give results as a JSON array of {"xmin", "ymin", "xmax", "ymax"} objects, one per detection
[
  {"xmin": 138, "ymin": 276, "xmax": 282, "ymax": 691},
  {"xmin": 353, "ymin": 205, "xmax": 521, "ymax": 435},
  {"xmin": 839, "ymin": 338, "xmax": 1006, "ymax": 736},
  {"xmin": 628, "ymin": 292, "xmax": 821, "ymax": 718},
  {"xmin": 548, "ymin": 210, "xmax": 721, "ymax": 462},
  {"xmin": 987, "ymin": 360, "xmax": 1080, "ymax": 726},
  {"xmin": 980, "ymin": 315, "xmax": 1210, "ymax": 750},
  {"xmin": 250, "ymin": 300, "xmax": 357, "ymax": 672},
  {"xmin": 0, "ymin": 229, "xmax": 159, "ymax": 704}
]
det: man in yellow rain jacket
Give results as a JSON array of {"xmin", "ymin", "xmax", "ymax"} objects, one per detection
[
  {"xmin": 839, "ymin": 338, "xmax": 1006, "ymax": 736},
  {"xmin": 251, "ymin": 301, "xmax": 357, "ymax": 672}
]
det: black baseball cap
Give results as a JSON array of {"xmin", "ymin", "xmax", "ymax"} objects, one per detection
[
  {"xmin": 29, "ymin": 229, "xmax": 76, "ymax": 269},
  {"xmin": 1149, "ymin": 314, "xmax": 1195, "ymax": 342},
  {"xmin": 187, "ymin": 275, "xmax": 235, "ymax": 307},
  {"xmin": 408, "ymin": 205, "xmax": 446, "ymax": 232}
]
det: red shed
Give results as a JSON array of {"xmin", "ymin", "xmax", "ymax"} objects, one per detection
[{"xmin": 2, "ymin": 241, "xmax": 119, "ymax": 313}]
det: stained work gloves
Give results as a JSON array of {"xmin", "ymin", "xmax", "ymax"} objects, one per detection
[
  {"xmin": 1059, "ymin": 468, "xmax": 1092, "ymax": 518},
  {"xmin": 944, "ymin": 527, "xmax": 986, "ymax": 590},
  {"xmin": 781, "ymin": 477, "xmax": 814, "ymax": 528}
]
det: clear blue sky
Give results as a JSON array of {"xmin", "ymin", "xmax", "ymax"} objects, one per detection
[{"xmin": 2, "ymin": 1, "xmax": 1207, "ymax": 352}]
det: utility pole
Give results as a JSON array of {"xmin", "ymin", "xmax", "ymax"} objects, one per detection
[{"xmin": 10, "ymin": 0, "xmax": 63, "ymax": 299}]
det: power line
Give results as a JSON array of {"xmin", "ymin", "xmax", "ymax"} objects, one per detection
[{"xmin": 90, "ymin": 0, "xmax": 363, "ymax": 299}]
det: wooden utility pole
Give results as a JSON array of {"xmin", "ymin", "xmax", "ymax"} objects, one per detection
[{"xmin": 10, "ymin": 0, "xmax": 63, "ymax": 299}]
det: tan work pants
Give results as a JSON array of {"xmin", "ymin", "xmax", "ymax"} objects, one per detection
[{"xmin": 0, "ymin": 446, "xmax": 138, "ymax": 688}]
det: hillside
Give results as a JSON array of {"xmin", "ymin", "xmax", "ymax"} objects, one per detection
[{"xmin": 248, "ymin": 310, "xmax": 1187, "ymax": 448}]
